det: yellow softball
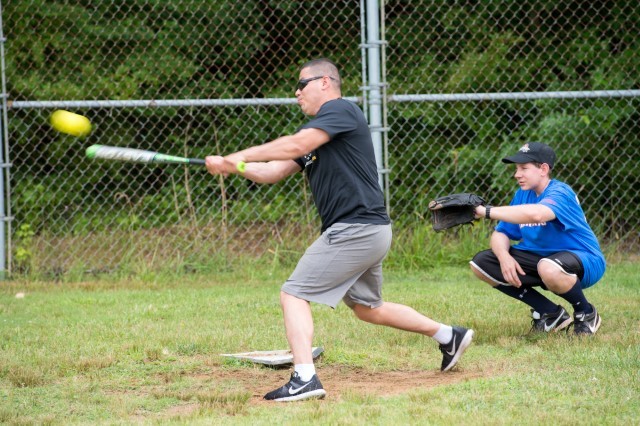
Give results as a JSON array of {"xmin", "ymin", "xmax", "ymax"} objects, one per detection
[{"xmin": 50, "ymin": 110, "xmax": 92, "ymax": 137}]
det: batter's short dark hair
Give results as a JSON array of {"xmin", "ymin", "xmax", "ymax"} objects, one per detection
[{"xmin": 300, "ymin": 58, "xmax": 341, "ymax": 86}]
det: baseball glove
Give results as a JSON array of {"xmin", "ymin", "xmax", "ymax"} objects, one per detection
[{"xmin": 428, "ymin": 193, "xmax": 486, "ymax": 232}]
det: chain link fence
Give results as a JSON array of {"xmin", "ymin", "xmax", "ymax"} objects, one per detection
[{"xmin": 3, "ymin": 1, "xmax": 639, "ymax": 278}]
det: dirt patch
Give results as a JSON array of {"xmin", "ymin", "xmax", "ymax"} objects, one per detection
[{"xmin": 211, "ymin": 365, "xmax": 488, "ymax": 404}]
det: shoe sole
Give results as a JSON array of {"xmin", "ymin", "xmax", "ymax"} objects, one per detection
[
  {"xmin": 593, "ymin": 315, "xmax": 602, "ymax": 333},
  {"xmin": 442, "ymin": 329, "xmax": 474, "ymax": 372},
  {"xmin": 553, "ymin": 317, "xmax": 573, "ymax": 332},
  {"xmin": 271, "ymin": 389, "xmax": 327, "ymax": 402}
]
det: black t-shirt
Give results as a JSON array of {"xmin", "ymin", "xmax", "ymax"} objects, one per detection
[{"xmin": 294, "ymin": 98, "xmax": 390, "ymax": 232}]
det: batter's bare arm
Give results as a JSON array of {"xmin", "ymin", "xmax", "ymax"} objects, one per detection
[
  {"xmin": 241, "ymin": 160, "xmax": 301, "ymax": 184},
  {"xmin": 206, "ymin": 128, "xmax": 329, "ymax": 176},
  {"xmin": 230, "ymin": 128, "xmax": 328, "ymax": 165},
  {"xmin": 205, "ymin": 156, "xmax": 300, "ymax": 183}
]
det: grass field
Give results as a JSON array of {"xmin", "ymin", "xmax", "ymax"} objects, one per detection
[{"xmin": 1, "ymin": 260, "xmax": 638, "ymax": 425}]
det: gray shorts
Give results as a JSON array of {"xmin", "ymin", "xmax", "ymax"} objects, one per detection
[{"xmin": 282, "ymin": 223, "xmax": 392, "ymax": 309}]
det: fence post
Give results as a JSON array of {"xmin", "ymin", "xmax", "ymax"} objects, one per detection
[
  {"xmin": 364, "ymin": 0, "xmax": 388, "ymax": 190},
  {"xmin": 0, "ymin": 1, "xmax": 9, "ymax": 278}
]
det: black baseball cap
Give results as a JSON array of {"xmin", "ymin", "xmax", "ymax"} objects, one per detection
[{"xmin": 502, "ymin": 142, "xmax": 556, "ymax": 169}]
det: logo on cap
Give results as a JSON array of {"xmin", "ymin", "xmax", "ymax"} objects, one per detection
[{"xmin": 519, "ymin": 144, "xmax": 530, "ymax": 153}]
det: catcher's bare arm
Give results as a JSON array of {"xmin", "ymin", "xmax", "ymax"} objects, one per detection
[
  {"xmin": 490, "ymin": 231, "xmax": 526, "ymax": 287},
  {"xmin": 475, "ymin": 204, "xmax": 555, "ymax": 223}
]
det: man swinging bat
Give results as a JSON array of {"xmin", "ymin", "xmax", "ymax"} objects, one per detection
[{"xmin": 205, "ymin": 58, "xmax": 474, "ymax": 402}]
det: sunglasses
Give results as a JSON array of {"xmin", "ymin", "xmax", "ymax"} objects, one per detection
[
  {"xmin": 296, "ymin": 75, "xmax": 336, "ymax": 91},
  {"xmin": 296, "ymin": 76, "xmax": 324, "ymax": 91}
]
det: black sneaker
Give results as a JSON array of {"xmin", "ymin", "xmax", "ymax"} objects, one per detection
[
  {"xmin": 439, "ymin": 326, "xmax": 474, "ymax": 372},
  {"xmin": 530, "ymin": 305, "xmax": 573, "ymax": 333},
  {"xmin": 573, "ymin": 305, "xmax": 601, "ymax": 336},
  {"xmin": 263, "ymin": 372, "xmax": 326, "ymax": 402}
]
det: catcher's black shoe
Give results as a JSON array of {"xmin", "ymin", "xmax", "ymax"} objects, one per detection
[
  {"xmin": 263, "ymin": 372, "xmax": 326, "ymax": 402},
  {"xmin": 530, "ymin": 305, "xmax": 573, "ymax": 333},
  {"xmin": 572, "ymin": 305, "xmax": 601, "ymax": 336},
  {"xmin": 439, "ymin": 326, "xmax": 474, "ymax": 372}
]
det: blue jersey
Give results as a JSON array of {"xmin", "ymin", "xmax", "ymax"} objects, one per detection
[{"xmin": 495, "ymin": 180, "xmax": 605, "ymax": 287}]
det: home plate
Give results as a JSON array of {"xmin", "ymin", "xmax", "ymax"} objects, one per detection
[{"xmin": 221, "ymin": 347, "xmax": 324, "ymax": 366}]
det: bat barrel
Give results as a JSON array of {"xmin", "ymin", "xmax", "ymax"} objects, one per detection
[
  {"xmin": 86, "ymin": 144, "xmax": 205, "ymax": 166},
  {"xmin": 86, "ymin": 145, "xmax": 157, "ymax": 163}
]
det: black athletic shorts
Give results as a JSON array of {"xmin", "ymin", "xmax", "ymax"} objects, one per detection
[{"xmin": 469, "ymin": 248, "xmax": 584, "ymax": 288}]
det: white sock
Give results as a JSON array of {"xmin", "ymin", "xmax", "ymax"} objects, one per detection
[
  {"xmin": 433, "ymin": 324, "xmax": 453, "ymax": 345},
  {"xmin": 294, "ymin": 364, "xmax": 316, "ymax": 382}
]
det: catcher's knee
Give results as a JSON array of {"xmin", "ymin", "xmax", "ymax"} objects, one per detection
[
  {"xmin": 469, "ymin": 261, "xmax": 499, "ymax": 287},
  {"xmin": 469, "ymin": 262, "xmax": 483, "ymax": 279},
  {"xmin": 470, "ymin": 250, "xmax": 503, "ymax": 287}
]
